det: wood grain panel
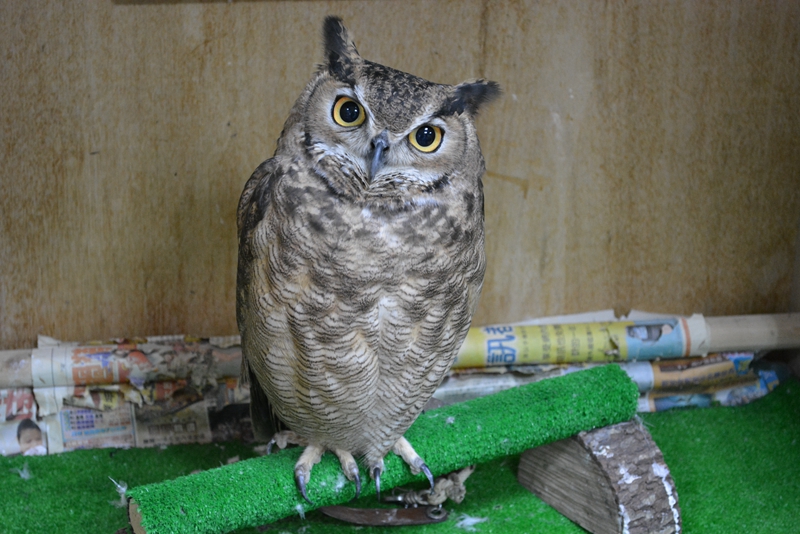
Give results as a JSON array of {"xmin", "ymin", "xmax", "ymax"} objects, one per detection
[
  {"xmin": 0, "ymin": 0, "xmax": 486, "ymax": 349},
  {"xmin": 473, "ymin": 0, "xmax": 800, "ymax": 326},
  {"xmin": 1, "ymin": 0, "xmax": 798, "ymax": 349}
]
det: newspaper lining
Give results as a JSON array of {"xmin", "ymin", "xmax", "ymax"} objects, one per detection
[
  {"xmin": 3, "ymin": 337, "xmax": 252, "ymax": 457},
  {"xmin": 0, "ymin": 310, "xmax": 787, "ymax": 456}
]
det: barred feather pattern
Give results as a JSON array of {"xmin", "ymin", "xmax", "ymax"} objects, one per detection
[{"xmin": 237, "ymin": 157, "xmax": 485, "ymax": 466}]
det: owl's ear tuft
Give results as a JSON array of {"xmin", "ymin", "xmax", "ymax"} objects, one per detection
[
  {"xmin": 442, "ymin": 80, "xmax": 502, "ymax": 117},
  {"xmin": 323, "ymin": 16, "xmax": 360, "ymax": 83}
]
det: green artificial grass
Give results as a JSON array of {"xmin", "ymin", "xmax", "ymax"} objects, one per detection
[
  {"xmin": 126, "ymin": 364, "xmax": 638, "ymax": 533},
  {"xmin": 2, "ymin": 373, "xmax": 799, "ymax": 534},
  {"xmin": 643, "ymin": 379, "xmax": 800, "ymax": 533}
]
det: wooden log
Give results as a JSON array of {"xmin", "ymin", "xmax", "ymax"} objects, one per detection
[{"xmin": 518, "ymin": 419, "xmax": 680, "ymax": 534}]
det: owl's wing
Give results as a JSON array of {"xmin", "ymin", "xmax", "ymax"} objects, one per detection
[
  {"xmin": 237, "ymin": 158, "xmax": 277, "ymax": 241},
  {"xmin": 244, "ymin": 359, "xmax": 285, "ymax": 441},
  {"xmin": 237, "ymin": 158, "xmax": 288, "ymax": 442}
]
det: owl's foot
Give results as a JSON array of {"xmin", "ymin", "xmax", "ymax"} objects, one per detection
[
  {"xmin": 333, "ymin": 448, "xmax": 362, "ymax": 499},
  {"xmin": 265, "ymin": 432, "xmax": 320, "ymax": 504},
  {"xmin": 364, "ymin": 437, "xmax": 434, "ymax": 502},
  {"xmin": 294, "ymin": 444, "xmax": 325, "ymax": 505},
  {"xmin": 280, "ymin": 442, "xmax": 362, "ymax": 503},
  {"xmin": 392, "ymin": 436, "xmax": 435, "ymax": 491},
  {"xmin": 266, "ymin": 430, "xmax": 308, "ymax": 454}
]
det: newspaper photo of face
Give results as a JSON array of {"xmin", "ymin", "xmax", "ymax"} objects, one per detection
[{"xmin": 17, "ymin": 418, "xmax": 46, "ymax": 456}]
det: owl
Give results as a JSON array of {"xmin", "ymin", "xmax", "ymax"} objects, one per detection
[{"xmin": 236, "ymin": 16, "xmax": 500, "ymax": 504}]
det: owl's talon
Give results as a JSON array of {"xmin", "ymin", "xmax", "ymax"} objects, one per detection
[
  {"xmin": 295, "ymin": 472, "xmax": 314, "ymax": 505},
  {"xmin": 373, "ymin": 466, "xmax": 382, "ymax": 501},
  {"xmin": 392, "ymin": 436, "xmax": 435, "ymax": 489},
  {"xmin": 420, "ymin": 463, "xmax": 435, "ymax": 491},
  {"xmin": 353, "ymin": 471, "xmax": 362, "ymax": 500},
  {"xmin": 293, "ymin": 444, "xmax": 323, "ymax": 504}
]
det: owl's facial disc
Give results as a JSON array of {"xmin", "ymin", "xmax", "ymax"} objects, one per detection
[{"xmin": 368, "ymin": 130, "xmax": 389, "ymax": 181}]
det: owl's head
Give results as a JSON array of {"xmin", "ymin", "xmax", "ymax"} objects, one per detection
[{"xmin": 285, "ymin": 16, "xmax": 500, "ymax": 202}]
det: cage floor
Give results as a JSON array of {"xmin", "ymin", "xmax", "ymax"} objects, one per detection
[{"xmin": 2, "ymin": 378, "xmax": 798, "ymax": 534}]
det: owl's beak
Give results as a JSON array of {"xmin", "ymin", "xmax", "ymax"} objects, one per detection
[{"xmin": 368, "ymin": 130, "xmax": 389, "ymax": 182}]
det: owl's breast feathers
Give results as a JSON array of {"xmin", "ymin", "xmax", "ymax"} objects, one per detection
[{"xmin": 237, "ymin": 154, "xmax": 484, "ymax": 457}]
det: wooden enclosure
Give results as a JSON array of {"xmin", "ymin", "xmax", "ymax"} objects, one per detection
[{"xmin": 1, "ymin": 0, "xmax": 799, "ymax": 350}]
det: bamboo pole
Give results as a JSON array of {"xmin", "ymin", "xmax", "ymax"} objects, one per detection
[{"xmin": 705, "ymin": 314, "xmax": 800, "ymax": 353}]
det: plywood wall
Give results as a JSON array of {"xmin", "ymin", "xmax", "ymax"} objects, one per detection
[{"xmin": 1, "ymin": 0, "xmax": 798, "ymax": 350}]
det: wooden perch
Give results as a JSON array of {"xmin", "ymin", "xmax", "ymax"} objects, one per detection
[
  {"xmin": 126, "ymin": 366, "xmax": 638, "ymax": 534},
  {"xmin": 518, "ymin": 419, "xmax": 680, "ymax": 534}
]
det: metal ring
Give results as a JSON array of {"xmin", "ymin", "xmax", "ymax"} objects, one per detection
[{"xmin": 426, "ymin": 506, "xmax": 447, "ymax": 520}]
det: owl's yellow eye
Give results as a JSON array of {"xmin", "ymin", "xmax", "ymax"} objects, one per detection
[
  {"xmin": 408, "ymin": 124, "xmax": 443, "ymax": 153},
  {"xmin": 332, "ymin": 96, "xmax": 366, "ymax": 127}
]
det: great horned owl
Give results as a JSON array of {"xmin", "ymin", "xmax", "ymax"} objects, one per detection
[{"xmin": 237, "ymin": 16, "xmax": 499, "ymax": 503}]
